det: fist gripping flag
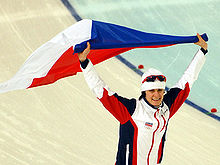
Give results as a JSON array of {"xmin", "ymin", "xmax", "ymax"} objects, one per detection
[{"xmin": 0, "ymin": 19, "xmax": 208, "ymax": 93}]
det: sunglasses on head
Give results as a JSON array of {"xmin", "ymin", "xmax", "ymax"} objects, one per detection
[{"xmin": 142, "ymin": 75, "xmax": 166, "ymax": 83}]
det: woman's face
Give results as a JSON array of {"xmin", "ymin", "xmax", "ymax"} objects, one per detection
[{"xmin": 145, "ymin": 89, "xmax": 165, "ymax": 107}]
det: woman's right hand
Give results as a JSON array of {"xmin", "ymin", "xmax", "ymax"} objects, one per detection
[{"xmin": 78, "ymin": 42, "xmax": 91, "ymax": 62}]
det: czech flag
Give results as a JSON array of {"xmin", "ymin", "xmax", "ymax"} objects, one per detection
[{"xmin": 0, "ymin": 19, "xmax": 208, "ymax": 93}]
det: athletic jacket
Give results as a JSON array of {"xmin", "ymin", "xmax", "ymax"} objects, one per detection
[{"xmin": 80, "ymin": 49, "xmax": 206, "ymax": 165}]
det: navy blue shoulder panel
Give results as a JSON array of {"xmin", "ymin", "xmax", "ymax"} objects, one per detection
[
  {"xmin": 163, "ymin": 88, "xmax": 182, "ymax": 109},
  {"xmin": 113, "ymin": 93, "xmax": 136, "ymax": 116}
]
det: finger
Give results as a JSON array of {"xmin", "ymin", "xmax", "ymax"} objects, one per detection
[
  {"xmin": 196, "ymin": 33, "xmax": 202, "ymax": 40},
  {"xmin": 197, "ymin": 33, "xmax": 205, "ymax": 42},
  {"xmin": 87, "ymin": 42, "xmax": 91, "ymax": 49},
  {"xmin": 194, "ymin": 41, "xmax": 199, "ymax": 45},
  {"xmin": 194, "ymin": 33, "xmax": 200, "ymax": 45}
]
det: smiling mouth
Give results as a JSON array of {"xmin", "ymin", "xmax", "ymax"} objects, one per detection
[{"xmin": 152, "ymin": 98, "xmax": 161, "ymax": 101}]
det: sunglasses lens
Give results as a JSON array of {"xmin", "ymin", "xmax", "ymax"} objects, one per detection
[
  {"xmin": 146, "ymin": 76, "xmax": 156, "ymax": 82},
  {"xmin": 157, "ymin": 75, "xmax": 166, "ymax": 81}
]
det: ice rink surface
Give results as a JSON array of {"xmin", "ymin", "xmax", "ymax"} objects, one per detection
[{"xmin": 0, "ymin": 0, "xmax": 219, "ymax": 165}]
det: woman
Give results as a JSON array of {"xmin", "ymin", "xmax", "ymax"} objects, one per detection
[{"xmin": 78, "ymin": 33, "xmax": 208, "ymax": 165}]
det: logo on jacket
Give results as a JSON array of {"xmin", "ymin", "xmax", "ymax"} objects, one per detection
[{"xmin": 145, "ymin": 122, "xmax": 153, "ymax": 128}]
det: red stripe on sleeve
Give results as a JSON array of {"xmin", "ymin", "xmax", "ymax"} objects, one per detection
[
  {"xmin": 99, "ymin": 88, "xmax": 131, "ymax": 124},
  {"xmin": 169, "ymin": 83, "xmax": 190, "ymax": 118}
]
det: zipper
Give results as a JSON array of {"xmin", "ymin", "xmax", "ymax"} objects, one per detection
[{"xmin": 126, "ymin": 144, "xmax": 129, "ymax": 165}]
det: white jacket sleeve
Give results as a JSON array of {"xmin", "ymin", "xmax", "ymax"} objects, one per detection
[
  {"xmin": 80, "ymin": 59, "xmax": 115, "ymax": 99},
  {"xmin": 173, "ymin": 49, "xmax": 206, "ymax": 89},
  {"xmin": 80, "ymin": 59, "xmax": 135, "ymax": 124}
]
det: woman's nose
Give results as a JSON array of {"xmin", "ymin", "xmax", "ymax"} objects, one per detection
[{"xmin": 154, "ymin": 91, "xmax": 160, "ymax": 97}]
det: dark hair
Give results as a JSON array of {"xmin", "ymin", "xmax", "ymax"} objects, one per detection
[{"xmin": 138, "ymin": 91, "xmax": 146, "ymax": 100}]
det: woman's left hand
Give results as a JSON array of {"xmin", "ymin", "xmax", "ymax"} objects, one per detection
[{"xmin": 194, "ymin": 33, "xmax": 208, "ymax": 50}]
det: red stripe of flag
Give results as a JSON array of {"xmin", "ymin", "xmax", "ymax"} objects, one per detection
[{"xmin": 28, "ymin": 44, "xmax": 174, "ymax": 88}]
